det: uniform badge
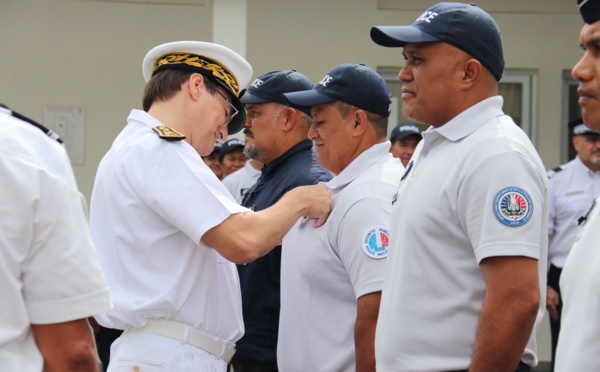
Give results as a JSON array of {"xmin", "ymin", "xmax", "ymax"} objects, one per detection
[
  {"xmin": 152, "ymin": 126, "xmax": 186, "ymax": 141},
  {"xmin": 362, "ymin": 226, "xmax": 389, "ymax": 259},
  {"xmin": 493, "ymin": 187, "xmax": 533, "ymax": 226}
]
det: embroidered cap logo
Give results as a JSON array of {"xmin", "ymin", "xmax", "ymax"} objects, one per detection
[
  {"xmin": 319, "ymin": 75, "xmax": 333, "ymax": 87},
  {"xmin": 415, "ymin": 11, "xmax": 438, "ymax": 23}
]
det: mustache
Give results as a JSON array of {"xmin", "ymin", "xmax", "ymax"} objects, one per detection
[{"xmin": 244, "ymin": 128, "xmax": 254, "ymax": 139}]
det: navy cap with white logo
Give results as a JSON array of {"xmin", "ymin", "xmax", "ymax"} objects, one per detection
[
  {"xmin": 370, "ymin": 2, "xmax": 505, "ymax": 81},
  {"xmin": 283, "ymin": 63, "xmax": 392, "ymax": 118},
  {"xmin": 219, "ymin": 138, "xmax": 245, "ymax": 161},
  {"xmin": 241, "ymin": 70, "xmax": 313, "ymax": 116},
  {"xmin": 390, "ymin": 124, "xmax": 422, "ymax": 142},
  {"xmin": 578, "ymin": 0, "xmax": 600, "ymax": 24}
]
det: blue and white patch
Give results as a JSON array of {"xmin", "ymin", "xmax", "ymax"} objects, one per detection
[
  {"xmin": 362, "ymin": 226, "xmax": 389, "ymax": 259},
  {"xmin": 493, "ymin": 187, "xmax": 533, "ymax": 226}
]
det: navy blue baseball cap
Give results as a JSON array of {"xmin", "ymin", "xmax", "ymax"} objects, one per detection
[
  {"xmin": 283, "ymin": 63, "xmax": 392, "ymax": 118},
  {"xmin": 390, "ymin": 124, "xmax": 422, "ymax": 142},
  {"xmin": 219, "ymin": 138, "xmax": 245, "ymax": 161},
  {"xmin": 579, "ymin": 0, "xmax": 600, "ymax": 24},
  {"xmin": 370, "ymin": 2, "xmax": 505, "ymax": 81},
  {"xmin": 241, "ymin": 70, "xmax": 313, "ymax": 116}
]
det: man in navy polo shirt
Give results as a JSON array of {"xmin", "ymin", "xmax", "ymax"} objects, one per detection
[{"xmin": 231, "ymin": 70, "xmax": 331, "ymax": 372}]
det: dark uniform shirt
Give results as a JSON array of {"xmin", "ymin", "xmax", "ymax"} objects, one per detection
[{"xmin": 234, "ymin": 139, "xmax": 332, "ymax": 363}]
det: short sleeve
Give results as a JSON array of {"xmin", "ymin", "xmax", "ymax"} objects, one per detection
[
  {"xmin": 335, "ymin": 197, "xmax": 389, "ymax": 299},
  {"xmin": 135, "ymin": 143, "xmax": 249, "ymax": 245},
  {"xmin": 458, "ymin": 151, "xmax": 547, "ymax": 263},
  {"xmin": 20, "ymin": 145, "xmax": 112, "ymax": 324}
]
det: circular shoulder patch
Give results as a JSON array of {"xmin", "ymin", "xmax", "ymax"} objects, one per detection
[
  {"xmin": 493, "ymin": 187, "xmax": 533, "ymax": 226},
  {"xmin": 362, "ymin": 226, "xmax": 389, "ymax": 259}
]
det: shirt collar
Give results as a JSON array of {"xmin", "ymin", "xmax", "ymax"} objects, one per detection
[
  {"xmin": 431, "ymin": 96, "xmax": 505, "ymax": 142},
  {"xmin": 326, "ymin": 141, "xmax": 392, "ymax": 191},
  {"xmin": 128, "ymin": 109, "xmax": 164, "ymax": 128},
  {"xmin": 261, "ymin": 139, "xmax": 314, "ymax": 177}
]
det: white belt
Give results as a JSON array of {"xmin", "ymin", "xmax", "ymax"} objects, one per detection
[{"xmin": 126, "ymin": 319, "xmax": 236, "ymax": 364}]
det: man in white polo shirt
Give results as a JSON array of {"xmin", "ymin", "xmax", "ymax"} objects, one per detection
[
  {"xmin": 279, "ymin": 63, "xmax": 404, "ymax": 372},
  {"xmin": 371, "ymin": 3, "xmax": 548, "ymax": 371},
  {"xmin": 89, "ymin": 41, "xmax": 330, "ymax": 372},
  {"xmin": 555, "ymin": 1, "xmax": 600, "ymax": 370},
  {"xmin": 545, "ymin": 118, "xmax": 600, "ymax": 370}
]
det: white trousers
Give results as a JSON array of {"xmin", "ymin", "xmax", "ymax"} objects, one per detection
[{"xmin": 108, "ymin": 331, "xmax": 227, "ymax": 372}]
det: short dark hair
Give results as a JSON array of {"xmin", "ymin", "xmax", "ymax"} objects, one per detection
[
  {"xmin": 335, "ymin": 101, "xmax": 388, "ymax": 138},
  {"xmin": 142, "ymin": 70, "xmax": 219, "ymax": 111}
]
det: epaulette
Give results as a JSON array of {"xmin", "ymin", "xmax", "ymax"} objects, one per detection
[
  {"xmin": 547, "ymin": 166, "xmax": 563, "ymax": 179},
  {"xmin": 0, "ymin": 104, "xmax": 63, "ymax": 143},
  {"xmin": 152, "ymin": 126, "xmax": 186, "ymax": 141}
]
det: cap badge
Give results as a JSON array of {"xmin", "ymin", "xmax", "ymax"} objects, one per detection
[
  {"xmin": 152, "ymin": 126, "xmax": 186, "ymax": 141},
  {"xmin": 153, "ymin": 53, "xmax": 240, "ymax": 94},
  {"xmin": 493, "ymin": 187, "xmax": 533, "ymax": 226},
  {"xmin": 362, "ymin": 226, "xmax": 390, "ymax": 259}
]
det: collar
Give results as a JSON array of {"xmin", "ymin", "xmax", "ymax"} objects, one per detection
[
  {"xmin": 575, "ymin": 155, "xmax": 600, "ymax": 176},
  {"xmin": 432, "ymin": 96, "xmax": 505, "ymax": 142},
  {"xmin": 260, "ymin": 139, "xmax": 314, "ymax": 177},
  {"xmin": 326, "ymin": 141, "xmax": 392, "ymax": 191},
  {"xmin": 128, "ymin": 109, "xmax": 165, "ymax": 128}
]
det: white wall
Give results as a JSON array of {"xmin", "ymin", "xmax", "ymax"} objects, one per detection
[
  {"xmin": 1, "ymin": 0, "xmax": 582, "ymax": 362},
  {"xmin": 0, "ymin": 0, "xmax": 214, "ymax": 198}
]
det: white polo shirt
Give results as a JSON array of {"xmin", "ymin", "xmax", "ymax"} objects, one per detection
[
  {"xmin": 555, "ymin": 197, "xmax": 600, "ymax": 371},
  {"xmin": 376, "ymin": 97, "xmax": 548, "ymax": 371},
  {"xmin": 278, "ymin": 142, "xmax": 403, "ymax": 372},
  {"xmin": 0, "ymin": 110, "xmax": 112, "ymax": 371},
  {"xmin": 90, "ymin": 109, "xmax": 248, "ymax": 344},
  {"xmin": 548, "ymin": 157, "xmax": 600, "ymax": 268},
  {"xmin": 222, "ymin": 160, "xmax": 261, "ymax": 203}
]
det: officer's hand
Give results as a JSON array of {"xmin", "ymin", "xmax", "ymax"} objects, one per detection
[
  {"xmin": 297, "ymin": 184, "xmax": 331, "ymax": 227},
  {"xmin": 546, "ymin": 286, "xmax": 560, "ymax": 321}
]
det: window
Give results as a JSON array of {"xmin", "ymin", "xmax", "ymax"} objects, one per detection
[{"xmin": 499, "ymin": 71, "xmax": 535, "ymax": 138}]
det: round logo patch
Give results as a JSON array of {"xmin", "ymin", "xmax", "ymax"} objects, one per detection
[
  {"xmin": 362, "ymin": 226, "xmax": 389, "ymax": 259},
  {"xmin": 493, "ymin": 187, "xmax": 533, "ymax": 226}
]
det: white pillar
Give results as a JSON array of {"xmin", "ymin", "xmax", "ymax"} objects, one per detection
[{"xmin": 213, "ymin": 0, "xmax": 247, "ymax": 58}]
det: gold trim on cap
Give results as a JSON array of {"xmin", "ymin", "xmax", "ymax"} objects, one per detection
[{"xmin": 152, "ymin": 53, "xmax": 239, "ymax": 94}]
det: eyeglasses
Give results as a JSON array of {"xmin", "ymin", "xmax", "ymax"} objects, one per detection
[{"xmin": 214, "ymin": 88, "xmax": 239, "ymax": 126}]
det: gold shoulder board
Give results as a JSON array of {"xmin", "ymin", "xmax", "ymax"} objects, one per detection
[{"xmin": 152, "ymin": 126, "xmax": 186, "ymax": 141}]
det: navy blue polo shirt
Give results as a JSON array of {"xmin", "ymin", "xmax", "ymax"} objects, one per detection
[{"xmin": 234, "ymin": 139, "xmax": 332, "ymax": 363}]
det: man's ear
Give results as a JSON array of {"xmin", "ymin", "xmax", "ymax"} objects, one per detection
[
  {"xmin": 282, "ymin": 107, "xmax": 297, "ymax": 132},
  {"xmin": 461, "ymin": 59, "xmax": 482, "ymax": 88},
  {"xmin": 352, "ymin": 109, "xmax": 369, "ymax": 136},
  {"xmin": 188, "ymin": 73, "xmax": 205, "ymax": 100}
]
